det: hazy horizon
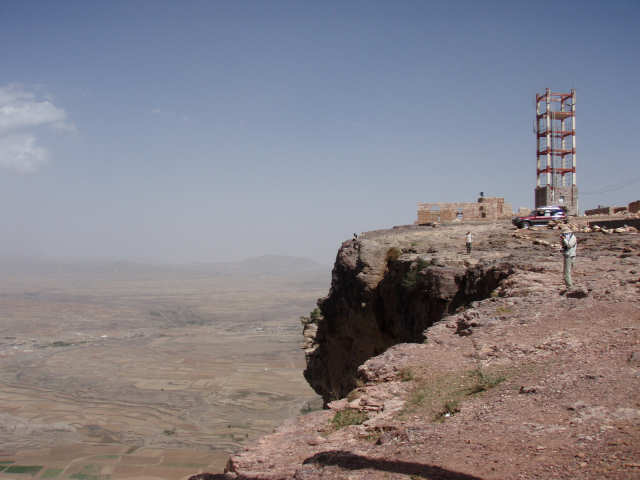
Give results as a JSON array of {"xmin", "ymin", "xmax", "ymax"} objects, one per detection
[
  {"xmin": 1, "ymin": 0, "xmax": 639, "ymax": 264},
  {"xmin": 0, "ymin": 252, "xmax": 333, "ymax": 271}
]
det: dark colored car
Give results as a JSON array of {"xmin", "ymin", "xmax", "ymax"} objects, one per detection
[{"xmin": 512, "ymin": 206, "xmax": 567, "ymax": 228}]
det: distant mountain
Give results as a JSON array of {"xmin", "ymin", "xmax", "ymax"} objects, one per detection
[
  {"xmin": 0, "ymin": 257, "xmax": 171, "ymax": 275},
  {"xmin": 0, "ymin": 255, "xmax": 328, "ymax": 278},
  {"xmin": 191, "ymin": 255, "xmax": 327, "ymax": 276}
]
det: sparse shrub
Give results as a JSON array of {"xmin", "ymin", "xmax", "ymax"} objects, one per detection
[
  {"xmin": 385, "ymin": 247, "xmax": 402, "ymax": 262},
  {"xmin": 400, "ymin": 367, "xmax": 508, "ymax": 422},
  {"xmin": 301, "ymin": 307, "xmax": 323, "ymax": 326},
  {"xmin": 330, "ymin": 409, "xmax": 367, "ymax": 429},
  {"xmin": 346, "ymin": 389, "xmax": 361, "ymax": 402},
  {"xmin": 495, "ymin": 305, "xmax": 514, "ymax": 315},
  {"xmin": 416, "ymin": 257, "xmax": 429, "ymax": 270},
  {"xmin": 402, "ymin": 258, "xmax": 430, "ymax": 290},
  {"xmin": 399, "ymin": 367, "xmax": 415, "ymax": 382},
  {"xmin": 407, "ymin": 387, "xmax": 427, "ymax": 407},
  {"xmin": 365, "ymin": 431, "xmax": 382, "ymax": 443},
  {"xmin": 443, "ymin": 400, "xmax": 460, "ymax": 414},
  {"xmin": 310, "ymin": 307, "xmax": 323, "ymax": 322},
  {"xmin": 402, "ymin": 268, "xmax": 418, "ymax": 289},
  {"xmin": 466, "ymin": 369, "xmax": 505, "ymax": 395},
  {"xmin": 435, "ymin": 400, "xmax": 460, "ymax": 421}
]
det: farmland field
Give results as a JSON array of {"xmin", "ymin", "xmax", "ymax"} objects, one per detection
[{"xmin": 0, "ymin": 259, "xmax": 327, "ymax": 479}]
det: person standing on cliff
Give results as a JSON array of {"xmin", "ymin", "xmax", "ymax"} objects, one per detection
[
  {"xmin": 560, "ymin": 226, "xmax": 577, "ymax": 288},
  {"xmin": 465, "ymin": 231, "xmax": 472, "ymax": 254}
]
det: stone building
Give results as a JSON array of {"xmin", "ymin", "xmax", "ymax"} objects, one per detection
[
  {"xmin": 417, "ymin": 197, "xmax": 513, "ymax": 224},
  {"xmin": 585, "ymin": 200, "xmax": 640, "ymax": 216}
]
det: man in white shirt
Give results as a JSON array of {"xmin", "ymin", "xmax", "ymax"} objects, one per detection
[{"xmin": 560, "ymin": 227, "xmax": 577, "ymax": 288}]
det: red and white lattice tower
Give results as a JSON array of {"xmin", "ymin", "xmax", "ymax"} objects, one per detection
[{"xmin": 535, "ymin": 88, "xmax": 577, "ymax": 215}]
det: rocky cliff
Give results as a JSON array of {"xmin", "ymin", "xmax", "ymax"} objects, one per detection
[
  {"xmin": 194, "ymin": 222, "xmax": 640, "ymax": 480},
  {"xmin": 302, "ymin": 228, "xmax": 514, "ymax": 404}
]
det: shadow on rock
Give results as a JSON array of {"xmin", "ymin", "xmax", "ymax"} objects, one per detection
[
  {"xmin": 188, "ymin": 474, "xmax": 231, "ymax": 480},
  {"xmin": 302, "ymin": 450, "xmax": 484, "ymax": 480}
]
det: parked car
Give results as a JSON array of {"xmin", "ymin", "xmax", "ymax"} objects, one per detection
[{"xmin": 512, "ymin": 206, "xmax": 567, "ymax": 228}]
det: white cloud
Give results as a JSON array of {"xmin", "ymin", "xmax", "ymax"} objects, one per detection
[
  {"xmin": 0, "ymin": 84, "xmax": 72, "ymax": 173},
  {"xmin": 0, "ymin": 133, "xmax": 49, "ymax": 173}
]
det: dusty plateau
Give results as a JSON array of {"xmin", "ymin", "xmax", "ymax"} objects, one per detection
[
  {"xmin": 218, "ymin": 221, "xmax": 640, "ymax": 479},
  {"xmin": 0, "ymin": 259, "xmax": 327, "ymax": 479}
]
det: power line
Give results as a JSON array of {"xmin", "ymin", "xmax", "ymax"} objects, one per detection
[{"xmin": 581, "ymin": 176, "xmax": 640, "ymax": 195}]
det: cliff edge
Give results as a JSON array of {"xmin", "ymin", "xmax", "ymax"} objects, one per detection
[
  {"xmin": 302, "ymin": 224, "xmax": 515, "ymax": 404},
  {"xmin": 197, "ymin": 222, "xmax": 640, "ymax": 480}
]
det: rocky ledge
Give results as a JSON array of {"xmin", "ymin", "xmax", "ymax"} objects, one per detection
[{"xmin": 196, "ymin": 222, "xmax": 640, "ymax": 480}]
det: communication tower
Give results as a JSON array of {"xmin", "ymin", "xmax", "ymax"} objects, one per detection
[{"xmin": 535, "ymin": 88, "xmax": 577, "ymax": 215}]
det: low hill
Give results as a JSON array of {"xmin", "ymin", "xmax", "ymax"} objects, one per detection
[{"xmin": 192, "ymin": 254, "xmax": 327, "ymax": 276}]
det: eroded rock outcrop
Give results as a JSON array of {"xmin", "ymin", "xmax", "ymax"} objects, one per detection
[
  {"xmin": 303, "ymin": 232, "xmax": 514, "ymax": 404},
  {"xmin": 195, "ymin": 222, "xmax": 640, "ymax": 480}
]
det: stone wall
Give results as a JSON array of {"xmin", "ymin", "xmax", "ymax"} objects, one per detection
[
  {"xmin": 417, "ymin": 197, "xmax": 512, "ymax": 224},
  {"xmin": 517, "ymin": 207, "xmax": 532, "ymax": 216},
  {"xmin": 585, "ymin": 206, "xmax": 613, "ymax": 216},
  {"xmin": 587, "ymin": 218, "xmax": 640, "ymax": 230},
  {"xmin": 534, "ymin": 185, "xmax": 578, "ymax": 216},
  {"xmin": 586, "ymin": 200, "xmax": 640, "ymax": 216}
]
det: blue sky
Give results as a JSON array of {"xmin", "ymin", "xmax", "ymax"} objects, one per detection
[{"xmin": 1, "ymin": 0, "xmax": 639, "ymax": 264}]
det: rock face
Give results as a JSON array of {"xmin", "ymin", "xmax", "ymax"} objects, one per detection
[
  {"xmin": 303, "ymin": 235, "xmax": 513, "ymax": 403},
  {"xmin": 193, "ymin": 222, "xmax": 640, "ymax": 480}
]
